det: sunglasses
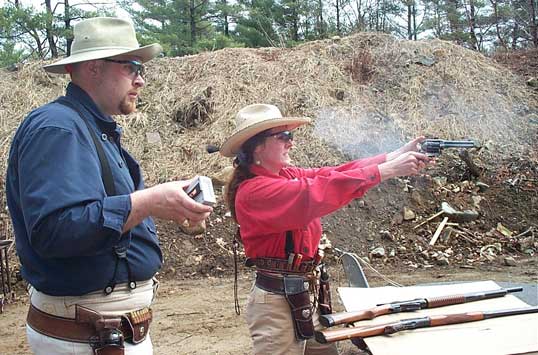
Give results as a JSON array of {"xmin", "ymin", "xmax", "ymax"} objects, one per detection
[
  {"xmin": 103, "ymin": 59, "xmax": 146, "ymax": 79},
  {"xmin": 265, "ymin": 130, "xmax": 294, "ymax": 142}
]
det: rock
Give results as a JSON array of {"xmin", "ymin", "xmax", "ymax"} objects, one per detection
[
  {"xmin": 391, "ymin": 212, "xmax": 404, "ymax": 225},
  {"xmin": 179, "ymin": 219, "xmax": 206, "ymax": 235},
  {"xmin": 472, "ymin": 195, "xmax": 484, "ymax": 209},
  {"xmin": 440, "ymin": 227, "xmax": 455, "ymax": 244},
  {"xmin": 496, "ymin": 223, "xmax": 513, "ymax": 237},
  {"xmin": 380, "ymin": 230, "xmax": 395, "ymax": 242},
  {"xmin": 432, "ymin": 176, "xmax": 447, "ymax": 188},
  {"xmin": 475, "ymin": 181, "xmax": 490, "ymax": 192},
  {"xmin": 370, "ymin": 247, "xmax": 385, "ymax": 258},
  {"xmin": 503, "ymin": 256, "xmax": 517, "ymax": 267},
  {"xmin": 436, "ymin": 256, "xmax": 450, "ymax": 266},
  {"xmin": 410, "ymin": 191, "xmax": 424, "ymax": 206},
  {"xmin": 146, "ymin": 131, "xmax": 162, "ymax": 145},
  {"xmin": 527, "ymin": 77, "xmax": 538, "ymax": 88},
  {"xmin": 403, "ymin": 207, "xmax": 416, "ymax": 221},
  {"xmin": 441, "ymin": 202, "xmax": 479, "ymax": 223}
]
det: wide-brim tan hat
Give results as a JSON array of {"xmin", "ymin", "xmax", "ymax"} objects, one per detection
[
  {"xmin": 44, "ymin": 17, "xmax": 162, "ymax": 74},
  {"xmin": 220, "ymin": 104, "xmax": 311, "ymax": 157}
]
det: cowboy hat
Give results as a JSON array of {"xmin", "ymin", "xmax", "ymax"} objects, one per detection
[
  {"xmin": 44, "ymin": 17, "xmax": 162, "ymax": 74},
  {"xmin": 219, "ymin": 104, "xmax": 311, "ymax": 157}
]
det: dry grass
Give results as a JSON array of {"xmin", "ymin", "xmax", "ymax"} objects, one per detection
[{"xmin": 1, "ymin": 32, "xmax": 537, "ymax": 192}]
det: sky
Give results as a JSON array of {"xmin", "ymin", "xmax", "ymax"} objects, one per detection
[{"xmin": 0, "ymin": 0, "xmax": 132, "ymax": 21}]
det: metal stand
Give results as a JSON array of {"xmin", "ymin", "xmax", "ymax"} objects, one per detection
[{"xmin": 0, "ymin": 239, "xmax": 14, "ymax": 313}]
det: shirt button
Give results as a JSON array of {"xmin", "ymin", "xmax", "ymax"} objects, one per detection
[
  {"xmin": 101, "ymin": 133, "xmax": 108, "ymax": 141},
  {"xmin": 118, "ymin": 160, "xmax": 124, "ymax": 168}
]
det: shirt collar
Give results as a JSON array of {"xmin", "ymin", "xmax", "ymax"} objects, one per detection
[
  {"xmin": 250, "ymin": 164, "xmax": 283, "ymax": 178},
  {"xmin": 65, "ymin": 82, "xmax": 118, "ymax": 133}
]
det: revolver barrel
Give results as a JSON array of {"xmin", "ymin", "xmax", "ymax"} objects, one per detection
[{"xmin": 421, "ymin": 139, "xmax": 477, "ymax": 157}]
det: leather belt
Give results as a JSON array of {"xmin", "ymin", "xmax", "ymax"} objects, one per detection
[
  {"xmin": 26, "ymin": 304, "xmax": 151, "ymax": 344},
  {"xmin": 255, "ymin": 272, "xmax": 314, "ymax": 295},
  {"xmin": 246, "ymin": 257, "xmax": 316, "ymax": 273}
]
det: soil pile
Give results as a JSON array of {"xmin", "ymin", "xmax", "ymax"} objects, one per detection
[{"xmin": 0, "ymin": 33, "xmax": 537, "ymax": 284}]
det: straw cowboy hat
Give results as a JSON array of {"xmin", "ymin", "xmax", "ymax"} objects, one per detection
[
  {"xmin": 220, "ymin": 104, "xmax": 311, "ymax": 157},
  {"xmin": 44, "ymin": 17, "xmax": 162, "ymax": 74}
]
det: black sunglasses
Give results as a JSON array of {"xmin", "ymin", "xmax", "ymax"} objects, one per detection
[
  {"xmin": 103, "ymin": 59, "xmax": 145, "ymax": 78},
  {"xmin": 264, "ymin": 130, "xmax": 294, "ymax": 142}
]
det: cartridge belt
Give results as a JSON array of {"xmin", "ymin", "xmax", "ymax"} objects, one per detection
[
  {"xmin": 255, "ymin": 272, "xmax": 316, "ymax": 295},
  {"xmin": 245, "ymin": 257, "xmax": 316, "ymax": 274},
  {"xmin": 26, "ymin": 304, "xmax": 152, "ymax": 344}
]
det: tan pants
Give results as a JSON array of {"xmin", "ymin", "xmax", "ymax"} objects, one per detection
[{"xmin": 245, "ymin": 283, "xmax": 339, "ymax": 355}]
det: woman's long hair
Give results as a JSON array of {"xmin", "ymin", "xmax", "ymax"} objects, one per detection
[{"xmin": 225, "ymin": 131, "xmax": 268, "ymax": 222}]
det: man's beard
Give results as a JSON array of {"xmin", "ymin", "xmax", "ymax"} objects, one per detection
[{"xmin": 119, "ymin": 97, "xmax": 137, "ymax": 115}]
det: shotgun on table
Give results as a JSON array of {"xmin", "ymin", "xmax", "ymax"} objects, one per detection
[
  {"xmin": 320, "ymin": 287, "xmax": 522, "ymax": 327},
  {"xmin": 316, "ymin": 306, "xmax": 538, "ymax": 343}
]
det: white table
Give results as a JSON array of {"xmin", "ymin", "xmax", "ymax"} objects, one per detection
[{"xmin": 337, "ymin": 280, "xmax": 538, "ymax": 355}]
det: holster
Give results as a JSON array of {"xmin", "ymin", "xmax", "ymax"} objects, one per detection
[
  {"xmin": 318, "ymin": 264, "xmax": 333, "ymax": 315},
  {"xmin": 76, "ymin": 305, "xmax": 125, "ymax": 355},
  {"xmin": 283, "ymin": 275, "xmax": 315, "ymax": 340}
]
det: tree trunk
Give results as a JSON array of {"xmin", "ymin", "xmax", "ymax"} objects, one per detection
[
  {"xmin": 44, "ymin": 0, "xmax": 58, "ymax": 58},
  {"xmin": 407, "ymin": 1, "xmax": 412, "ymax": 39},
  {"xmin": 190, "ymin": 0, "xmax": 196, "ymax": 45},
  {"xmin": 490, "ymin": 0, "xmax": 507, "ymax": 49},
  {"xmin": 65, "ymin": 0, "xmax": 73, "ymax": 55},
  {"xmin": 530, "ymin": 0, "xmax": 538, "ymax": 47},
  {"xmin": 336, "ymin": 0, "xmax": 341, "ymax": 35},
  {"xmin": 412, "ymin": 2, "xmax": 417, "ymax": 40},
  {"xmin": 318, "ymin": 0, "xmax": 325, "ymax": 37},
  {"xmin": 467, "ymin": 0, "xmax": 479, "ymax": 50},
  {"xmin": 292, "ymin": 0, "xmax": 299, "ymax": 41},
  {"xmin": 221, "ymin": 0, "xmax": 229, "ymax": 36}
]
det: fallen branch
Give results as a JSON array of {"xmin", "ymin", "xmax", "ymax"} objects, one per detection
[{"xmin": 413, "ymin": 211, "xmax": 444, "ymax": 230}]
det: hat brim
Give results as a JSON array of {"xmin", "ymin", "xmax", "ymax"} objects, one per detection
[
  {"xmin": 220, "ymin": 117, "xmax": 311, "ymax": 157},
  {"xmin": 43, "ymin": 43, "xmax": 163, "ymax": 74}
]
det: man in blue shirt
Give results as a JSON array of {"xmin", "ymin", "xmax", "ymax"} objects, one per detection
[{"xmin": 6, "ymin": 17, "xmax": 212, "ymax": 355}]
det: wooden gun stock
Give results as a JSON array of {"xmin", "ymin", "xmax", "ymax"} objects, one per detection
[{"xmin": 320, "ymin": 304, "xmax": 393, "ymax": 327}]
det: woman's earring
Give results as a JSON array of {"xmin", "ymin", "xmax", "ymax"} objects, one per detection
[{"xmin": 255, "ymin": 160, "xmax": 261, "ymax": 165}]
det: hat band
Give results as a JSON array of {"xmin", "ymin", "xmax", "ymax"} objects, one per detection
[{"xmin": 72, "ymin": 45, "xmax": 140, "ymax": 56}]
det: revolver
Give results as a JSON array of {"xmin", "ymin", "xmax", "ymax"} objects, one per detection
[{"xmin": 420, "ymin": 139, "xmax": 477, "ymax": 157}]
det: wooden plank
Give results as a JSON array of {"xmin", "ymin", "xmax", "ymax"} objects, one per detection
[{"xmin": 429, "ymin": 216, "xmax": 449, "ymax": 246}]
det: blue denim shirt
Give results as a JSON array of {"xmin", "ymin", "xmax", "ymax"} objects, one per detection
[{"xmin": 6, "ymin": 83, "xmax": 162, "ymax": 296}]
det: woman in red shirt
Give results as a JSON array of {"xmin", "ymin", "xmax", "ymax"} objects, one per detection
[{"xmin": 221, "ymin": 104, "xmax": 430, "ymax": 355}]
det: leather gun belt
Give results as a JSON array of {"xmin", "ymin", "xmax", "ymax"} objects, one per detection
[
  {"xmin": 246, "ymin": 257, "xmax": 316, "ymax": 274},
  {"xmin": 26, "ymin": 304, "xmax": 152, "ymax": 344}
]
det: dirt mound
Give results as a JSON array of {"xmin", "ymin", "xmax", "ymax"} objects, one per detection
[{"xmin": 0, "ymin": 33, "xmax": 537, "ymax": 282}]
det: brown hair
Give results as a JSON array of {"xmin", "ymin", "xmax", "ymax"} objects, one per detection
[{"xmin": 225, "ymin": 131, "xmax": 268, "ymax": 222}]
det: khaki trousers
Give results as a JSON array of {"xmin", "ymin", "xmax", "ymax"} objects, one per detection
[{"xmin": 245, "ymin": 283, "xmax": 339, "ymax": 355}]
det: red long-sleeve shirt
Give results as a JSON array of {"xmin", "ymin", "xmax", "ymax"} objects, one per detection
[{"xmin": 235, "ymin": 154, "xmax": 386, "ymax": 260}]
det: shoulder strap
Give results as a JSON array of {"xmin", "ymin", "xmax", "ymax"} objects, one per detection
[{"xmin": 55, "ymin": 98, "xmax": 116, "ymax": 196}]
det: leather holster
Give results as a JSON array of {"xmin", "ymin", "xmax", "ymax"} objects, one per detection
[{"xmin": 283, "ymin": 275, "xmax": 314, "ymax": 340}]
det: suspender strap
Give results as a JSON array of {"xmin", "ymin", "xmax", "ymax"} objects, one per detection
[
  {"xmin": 285, "ymin": 230, "xmax": 294, "ymax": 256},
  {"xmin": 55, "ymin": 98, "xmax": 116, "ymax": 197}
]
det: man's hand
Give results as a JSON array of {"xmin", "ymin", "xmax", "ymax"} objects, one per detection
[
  {"xmin": 386, "ymin": 136, "xmax": 426, "ymax": 161},
  {"xmin": 378, "ymin": 151, "xmax": 430, "ymax": 181},
  {"xmin": 124, "ymin": 179, "xmax": 213, "ymax": 232}
]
